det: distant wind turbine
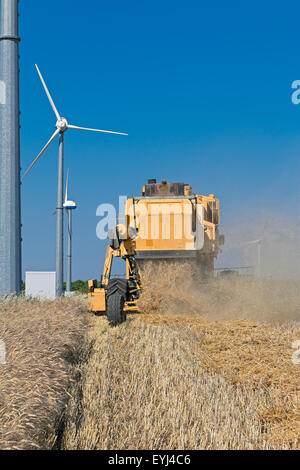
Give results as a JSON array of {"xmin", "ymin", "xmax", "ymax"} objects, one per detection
[
  {"xmin": 64, "ymin": 170, "xmax": 77, "ymax": 296},
  {"xmin": 23, "ymin": 65, "xmax": 127, "ymax": 297},
  {"xmin": 245, "ymin": 239, "xmax": 262, "ymax": 278}
]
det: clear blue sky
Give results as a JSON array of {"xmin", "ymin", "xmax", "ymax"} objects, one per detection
[{"xmin": 19, "ymin": 0, "xmax": 300, "ymax": 280}]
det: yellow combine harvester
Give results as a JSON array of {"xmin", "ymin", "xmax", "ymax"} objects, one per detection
[{"xmin": 88, "ymin": 179, "xmax": 223, "ymax": 325}]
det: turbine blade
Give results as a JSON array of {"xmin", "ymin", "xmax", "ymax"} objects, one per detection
[
  {"xmin": 65, "ymin": 168, "xmax": 69, "ymax": 203},
  {"xmin": 68, "ymin": 124, "xmax": 128, "ymax": 135},
  {"xmin": 22, "ymin": 129, "xmax": 60, "ymax": 178},
  {"xmin": 246, "ymin": 239, "xmax": 262, "ymax": 245},
  {"xmin": 35, "ymin": 64, "xmax": 61, "ymax": 121},
  {"xmin": 67, "ymin": 211, "xmax": 72, "ymax": 238}
]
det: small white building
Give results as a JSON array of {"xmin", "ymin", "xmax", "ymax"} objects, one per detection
[{"xmin": 25, "ymin": 272, "xmax": 56, "ymax": 300}]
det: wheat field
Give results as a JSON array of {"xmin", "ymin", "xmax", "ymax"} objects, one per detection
[
  {"xmin": 0, "ymin": 298, "xmax": 87, "ymax": 450},
  {"xmin": 0, "ymin": 264, "xmax": 299, "ymax": 450}
]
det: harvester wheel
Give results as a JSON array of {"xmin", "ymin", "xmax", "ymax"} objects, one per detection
[
  {"xmin": 106, "ymin": 293, "xmax": 126, "ymax": 327},
  {"xmin": 106, "ymin": 279, "xmax": 128, "ymax": 327}
]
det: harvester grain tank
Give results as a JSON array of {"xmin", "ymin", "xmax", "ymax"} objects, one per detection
[{"xmin": 129, "ymin": 179, "xmax": 223, "ymax": 277}]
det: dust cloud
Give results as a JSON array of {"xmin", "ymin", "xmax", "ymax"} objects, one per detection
[
  {"xmin": 138, "ymin": 264, "xmax": 300, "ymax": 325},
  {"xmin": 218, "ymin": 210, "xmax": 300, "ymax": 280}
]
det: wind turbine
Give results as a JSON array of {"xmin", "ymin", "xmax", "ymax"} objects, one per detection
[
  {"xmin": 23, "ymin": 65, "xmax": 127, "ymax": 297},
  {"xmin": 64, "ymin": 170, "xmax": 77, "ymax": 296},
  {"xmin": 245, "ymin": 239, "xmax": 262, "ymax": 278}
]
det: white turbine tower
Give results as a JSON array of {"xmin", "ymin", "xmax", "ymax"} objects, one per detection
[
  {"xmin": 245, "ymin": 239, "xmax": 262, "ymax": 278},
  {"xmin": 64, "ymin": 169, "xmax": 76, "ymax": 296},
  {"xmin": 23, "ymin": 65, "xmax": 127, "ymax": 297}
]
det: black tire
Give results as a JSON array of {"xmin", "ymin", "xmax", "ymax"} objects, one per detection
[
  {"xmin": 106, "ymin": 293, "xmax": 126, "ymax": 327},
  {"xmin": 107, "ymin": 278, "xmax": 128, "ymax": 298},
  {"xmin": 106, "ymin": 279, "xmax": 128, "ymax": 327}
]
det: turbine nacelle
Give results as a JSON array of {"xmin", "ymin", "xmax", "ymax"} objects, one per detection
[
  {"xmin": 56, "ymin": 117, "xmax": 68, "ymax": 132},
  {"xmin": 63, "ymin": 200, "xmax": 77, "ymax": 210}
]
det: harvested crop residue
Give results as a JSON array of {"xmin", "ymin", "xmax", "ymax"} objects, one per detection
[{"xmin": 61, "ymin": 314, "xmax": 299, "ymax": 449}]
